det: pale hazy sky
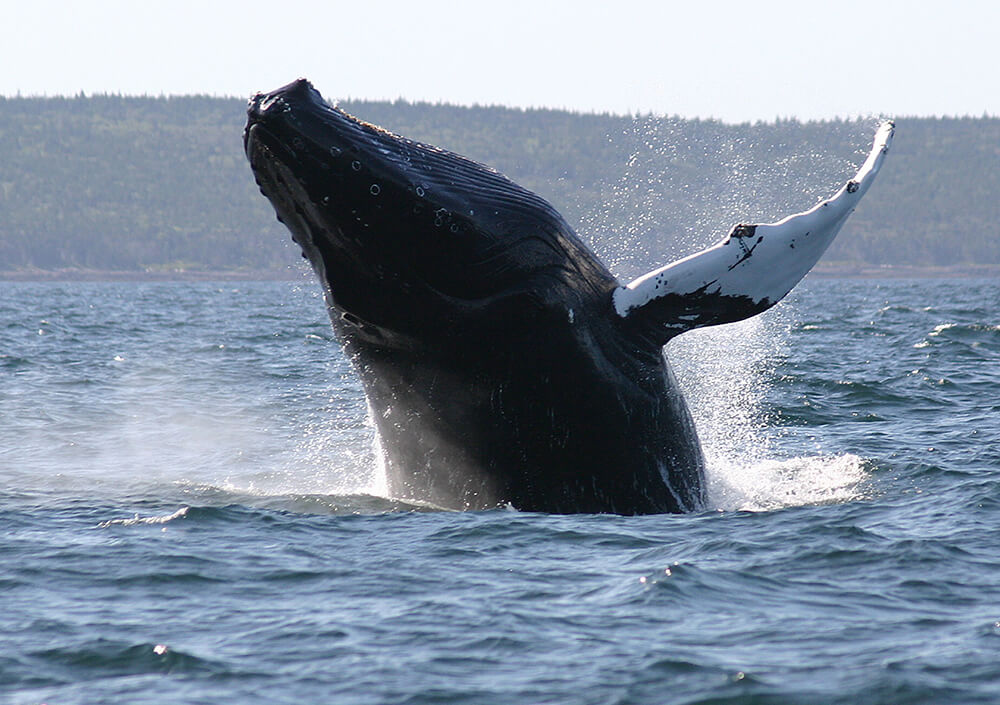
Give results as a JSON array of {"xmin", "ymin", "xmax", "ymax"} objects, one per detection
[{"xmin": 3, "ymin": 0, "xmax": 997, "ymax": 122}]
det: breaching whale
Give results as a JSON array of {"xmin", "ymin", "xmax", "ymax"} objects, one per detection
[{"xmin": 244, "ymin": 79, "xmax": 892, "ymax": 514}]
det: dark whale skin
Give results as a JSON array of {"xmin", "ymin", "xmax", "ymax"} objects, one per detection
[{"xmin": 245, "ymin": 79, "xmax": 706, "ymax": 514}]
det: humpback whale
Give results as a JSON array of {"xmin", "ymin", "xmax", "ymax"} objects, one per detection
[{"xmin": 244, "ymin": 79, "xmax": 892, "ymax": 514}]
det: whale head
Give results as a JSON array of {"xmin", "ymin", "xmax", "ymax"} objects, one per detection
[{"xmin": 245, "ymin": 79, "xmax": 617, "ymax": 352}]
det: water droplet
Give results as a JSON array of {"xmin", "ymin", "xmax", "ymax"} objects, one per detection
[
  {"xmin": 370, "ymin": 184, "xmax": 381, "ymax": 195},
  {"xmin": 415, "ymin": 186, "xmax": 425, "ymax": 197},
  {"xmin": 329, "ymin": 145, "xmax": 342, "ymax": 157},
  {"xmin": 351, "ymin": 160, "xmax": 361, "ymax": 171},
  {"xmin": 449, "ymin": 223, "xmax": 459, "ymax": 233}
]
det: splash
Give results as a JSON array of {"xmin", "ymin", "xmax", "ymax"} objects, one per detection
[
  {"xmin": 675, "ymin": 311, "xmax": 869, "ymax": 513},
  {"xmin": 206, "ymin": 391, "xmax": 382, "ymax": 498},
  {"xmin": 663, "ymin": 312, "xmax": 863, "ymax": 512},
  {"xmin": 668, "ymin": 315, "xmax": 784, "ymax": 468},
  {"xmin": 583, "ymin": 114, "xmax": 877, "ymax": 513},
  {"xmin": 706, "ymin": 454, "xmax": 870, "ymax": 512}
]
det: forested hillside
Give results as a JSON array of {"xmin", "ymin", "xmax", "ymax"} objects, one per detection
[{"xmin": 1, "ymin": 94, "xmax": 997, "ymax": 276}]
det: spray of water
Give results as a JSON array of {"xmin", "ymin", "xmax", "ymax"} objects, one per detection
[
  {"xmin": 205, "ymin": 279, "xmax": 387, "ymax": 500},
  {"xmin": 581, "ymin": 115, "xmax": 875, "ymax": 512},
  {"xmin": 668, "ymin": 317, "xmax": 867, "ymax": 512}
]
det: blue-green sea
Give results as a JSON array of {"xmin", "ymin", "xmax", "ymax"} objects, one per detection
[{"xmin": 2, "ymin": 277, "xmax": 999, "ymax": 704}]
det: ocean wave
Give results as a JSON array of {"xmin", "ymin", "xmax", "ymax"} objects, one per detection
[
  {"xmin": 12, "ymin": 639, "xmax": 236, "ymax": 686},
  {"xmin": 96, "ymin": 506, "xmax": 189, "ymax": 528}
]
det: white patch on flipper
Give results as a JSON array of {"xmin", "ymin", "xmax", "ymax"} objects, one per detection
[{"xmin": 613, "ymin": 121, "xmax": 894, "ymax": 320}]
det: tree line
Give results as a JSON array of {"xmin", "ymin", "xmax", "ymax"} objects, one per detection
[{"xmin": 1, "ymin": 94, "xmax": 997, "ymax": 276}]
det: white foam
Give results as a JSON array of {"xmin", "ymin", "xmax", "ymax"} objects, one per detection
[
  {"xmin": 669, "ymin": 304, "xmax": 869, "ymax": 513},
  {"xmin": 706, "ymin": 454, "xmax": 869, "ymax": 512},
  {"xmin": 97, "ymin": 506, "xmax": 189, "ymax": 528}
]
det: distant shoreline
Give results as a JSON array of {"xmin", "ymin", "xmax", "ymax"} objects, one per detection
[
  {"xmin": 2, "ymin": 264, "xmax": 998, "ymax": 283},
  {"xmin": 0, "ymin": 268, "xmax": 308, "ymax": 282}
]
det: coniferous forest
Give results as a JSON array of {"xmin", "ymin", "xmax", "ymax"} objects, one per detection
[{"xmin": 1, "ymin": 94, "xmax": 997, "ymax": 277}]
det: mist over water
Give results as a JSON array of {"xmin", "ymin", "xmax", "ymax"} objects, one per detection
[{"xmin": 1, "ymin": 281, "xmax": 370, "ymax": 501}]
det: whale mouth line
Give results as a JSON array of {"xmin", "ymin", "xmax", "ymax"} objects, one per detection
[
  {"xmin": 245, "ymin": 122, "xmax": 332, "ymax": 270},
  {"xmin": 245, "ymin": 123, "xmax": 301, "ymax": 174}
]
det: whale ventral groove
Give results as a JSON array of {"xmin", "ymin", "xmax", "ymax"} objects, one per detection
[{"xmin": 244, "ymin": 78, "xmax": 893, "ymax": 515}]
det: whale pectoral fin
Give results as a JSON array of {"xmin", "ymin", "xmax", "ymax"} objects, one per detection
[{"xmin": 613, "ymin": 121, "xmax": 894, "ymax": 345}]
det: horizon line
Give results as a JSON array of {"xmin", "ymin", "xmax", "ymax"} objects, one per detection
[{"xmin": 1, "ymin": 90, "xmax": 996, "ymax": 125}]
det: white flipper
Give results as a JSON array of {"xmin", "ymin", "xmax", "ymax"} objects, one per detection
[{"xmin": 613, "ymin": 121, "xmax": 894, "ymax": 343}]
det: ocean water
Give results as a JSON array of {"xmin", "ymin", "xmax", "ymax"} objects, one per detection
[{"xmin": 2, "ymin": 277, "xmax": 999, "ymax": 704}]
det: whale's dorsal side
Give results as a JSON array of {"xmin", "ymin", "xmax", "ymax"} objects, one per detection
[{"xmin": 614, "ymin": 122, "xmax": 894, "ymax": 346}]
